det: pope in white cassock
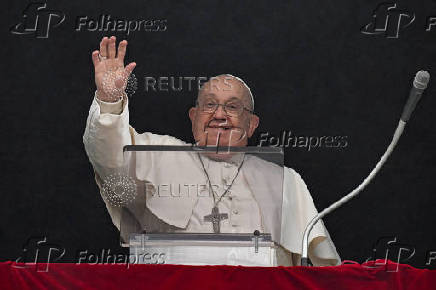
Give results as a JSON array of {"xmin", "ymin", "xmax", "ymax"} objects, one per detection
[{"xmin": 83, "ymin": 36, "xmax": 341, "ymax": 266}]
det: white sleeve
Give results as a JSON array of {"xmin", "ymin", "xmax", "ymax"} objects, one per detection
[
  {"xmin": 82, "ymin": 92, "xmax": 133, "ymax": 230},
  {"xmin": 83, "ymin": 92, "xmax": 131, "ymax": 175},
  {"xmin": 82, "ymin": 92, "xmax": 186, "ymax": 230},
  {"xmin": 281, "ymin": 167, "xmax": 341, "ymax": 266}
]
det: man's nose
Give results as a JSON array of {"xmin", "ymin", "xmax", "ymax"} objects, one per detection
[{"xmin": 213, "ymin": 104, "xmax": 227, "ymax": 119}]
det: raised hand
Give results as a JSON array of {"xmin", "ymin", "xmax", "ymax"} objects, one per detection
[{"xmin": 91, "ymin": 36, "xmax": 136, "ymax": 102}]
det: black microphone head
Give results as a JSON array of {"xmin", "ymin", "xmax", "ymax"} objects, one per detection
[{"xmin": 414, "ymin": 70, "xmax": 430, "ymax": 89}]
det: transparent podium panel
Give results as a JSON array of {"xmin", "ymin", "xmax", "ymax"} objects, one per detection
[
  {"xmin": 129, "ymin": 233, "xmax": 276, "ymax": 266},
  {"xmin": 100, "ymin": 145, "xmax": 284, "ymax": 266}
]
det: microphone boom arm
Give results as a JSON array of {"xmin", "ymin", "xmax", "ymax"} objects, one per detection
[{"xmin": 301, "ymin": 120, "xmax": 406, "ymax": 266}]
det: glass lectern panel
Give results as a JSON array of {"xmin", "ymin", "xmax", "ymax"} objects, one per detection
[{"xmin": 100, "ymin": 145, "xmax": 284, "ymax": 248}]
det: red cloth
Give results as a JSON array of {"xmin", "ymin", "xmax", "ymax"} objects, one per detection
[{"xmin": 1, "ymin": 260, "xmax": 435, "ymax": 290}]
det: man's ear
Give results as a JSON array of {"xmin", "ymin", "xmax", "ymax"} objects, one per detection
[
  {"xmin": 247, "ymin": 114, "xmax": 259, "ymax": 138},
  {"xmin": 189, "ymin": 107, "xmax": 197, "ymax": 124}
]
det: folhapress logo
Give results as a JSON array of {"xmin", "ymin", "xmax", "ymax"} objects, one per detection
[
  {"xmin": 13, "ymin": 236, "xmax": 65, "ymax": 272},
  {"xmin": 11, "ymin": 2, "xmax": 168, "ymax": 38},
  {"xmin": 10, "ymin": 1, "xmax": 65, "ymax": 38},
  {"xmin": 361, "ymin": 3, "xmax": 415, "ymax": 38}
]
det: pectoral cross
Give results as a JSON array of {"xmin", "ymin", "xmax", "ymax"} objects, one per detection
[{"xmin": 204, "ymin": 206, "xmax": 228, "ymax": 233}]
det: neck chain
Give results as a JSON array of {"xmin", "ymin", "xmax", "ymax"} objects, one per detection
[{"xmin": 197, "ymin": 154, "xmax": 245, "ymax": 207}]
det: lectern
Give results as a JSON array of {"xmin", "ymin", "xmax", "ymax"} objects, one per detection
[{"xmin": 101, "ymin": 145, "xmax": 285, "ymax": 266}]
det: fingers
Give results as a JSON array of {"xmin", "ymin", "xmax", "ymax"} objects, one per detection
[
  {"xmin": 97, "ymin": 36, "xmax": 132, "ymax": 68},
  {"xmin": 125, "ymin": 62, "xmax": 136, "ymax": 75},
  {"xmin": 91, "ymin": 50, "xmax": 100, "ymax": 66},
  {"xmin": 117, "ymin": 40, "xmax": 128, "ymax": 62},
  {"xmin": 108, "ymin": 36, "xmax": 116, "ymax": 58},
  {"xmin": 99, "ymin": 37, "xmax": 108, "ymax": 58}
]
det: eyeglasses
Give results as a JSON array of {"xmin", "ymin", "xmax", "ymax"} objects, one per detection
[{"xmin": 197, "ymin": 100, "xmax": 253, "ymax": 117}]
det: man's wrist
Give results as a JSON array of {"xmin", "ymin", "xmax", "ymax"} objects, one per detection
[
  {"xmin": 96, "ymin": 90, "xmax": 123, "ymax": 103},
  {"xmin": 94, "ymin": 91, "xmax": 126, "ymax": 115}
]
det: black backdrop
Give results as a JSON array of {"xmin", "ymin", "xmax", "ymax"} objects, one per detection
[{"xmin": 1, "ymin": 0, "xmax": 436, "ymax": 267}]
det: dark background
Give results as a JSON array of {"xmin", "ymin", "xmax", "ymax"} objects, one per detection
[{"xmin": 1, "ymin": 0, "xmax": 435, "ymax": 267}]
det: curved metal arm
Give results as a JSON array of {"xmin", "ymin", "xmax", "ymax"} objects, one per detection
[{"xmin": 301, "ymin": 120, "xmax": 406, "ymax": 266}]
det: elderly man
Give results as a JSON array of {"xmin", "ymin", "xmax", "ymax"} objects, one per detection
[{"xmin": 83, "ymin": 36, "xmax": 340, "ymax": 266}]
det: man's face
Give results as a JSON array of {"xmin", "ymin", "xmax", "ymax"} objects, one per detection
[{"xmin": 189, "ymin": 76, "xmax": 259, "ymax": 147}]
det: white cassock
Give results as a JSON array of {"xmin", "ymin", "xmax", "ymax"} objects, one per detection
[{"xmin": 83, "ymin": 93, "xmax": 341, "ymax": 266}]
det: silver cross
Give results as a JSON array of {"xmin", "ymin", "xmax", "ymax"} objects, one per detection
[{"xmin": 204, "ymin": 206, "xmax": 228, "ymax": 233}]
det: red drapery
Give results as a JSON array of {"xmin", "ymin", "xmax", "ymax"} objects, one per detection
[{"xmin": 1, "ymin": 260, "xmax": 435, "ymax": 290}]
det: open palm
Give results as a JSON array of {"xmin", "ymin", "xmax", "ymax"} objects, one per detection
[{"xmin": 91, "ymin": 36, "xmax": 136, "ymax": 102}]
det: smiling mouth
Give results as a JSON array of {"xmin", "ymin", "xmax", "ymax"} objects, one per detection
[{"xmin": 206, "ymin": 126, "xmax": 233, "ymax": 131}]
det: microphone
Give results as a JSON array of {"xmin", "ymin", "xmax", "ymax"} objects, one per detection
[
  {"xmin": 401, "ymin": 71, "xmax": 430, "ymax": 122},
  {"xmin": 300, "ymin": 70, "xmax": 430, "ymax": 266}
]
